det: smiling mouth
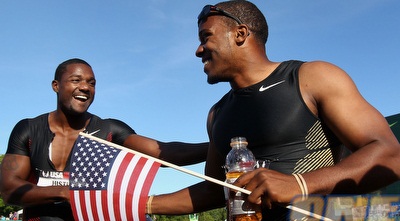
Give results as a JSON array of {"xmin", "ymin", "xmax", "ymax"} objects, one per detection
[
  {"xmin": 202, "ymin": 55, "xmax": 211, "ymax": 64},
  {"xmin": 74, "ymin": 95, "xmax": 89, "ymax": 101}
]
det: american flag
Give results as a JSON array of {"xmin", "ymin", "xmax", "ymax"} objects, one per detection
[{"xmin": 69, "ymin": 135, "xmax": 160, "ymax": 221}]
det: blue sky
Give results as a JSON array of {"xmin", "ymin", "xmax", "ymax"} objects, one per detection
[{"xmin": 1, "ymin": 0, "xmax": 399, "ymax": 195}]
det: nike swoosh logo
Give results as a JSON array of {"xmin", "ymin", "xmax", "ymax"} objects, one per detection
[
  {"xmin": 259, "ymin": 80, "xmax": 285, "ymax": 92},
  {"xmin": 389, "ymin": 122, "xmax": 398, "ymax": 127}
]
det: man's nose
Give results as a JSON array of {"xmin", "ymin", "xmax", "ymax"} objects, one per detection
[{"xmin": 195, "ymin": 45, "xmax": 204, "ymax": 58}]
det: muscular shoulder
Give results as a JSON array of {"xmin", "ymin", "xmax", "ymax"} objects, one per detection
[
  {"xmin": 92, "ymin": 116, "xmax": 132, "ymax": 130},
  {"xmin": 7, "ymin": 113, "xmax": 49, "ymax": 155},
  {"xmin": 298, "ymin": 61, "xmax": 358, "ymax": 114},
  {"xmin": 299, "ymin": 61, "xmax": 353, "ymax": 86},
  {"xmin": 87, "ymin": 115, "xmax": 136, "ymax": 144}
]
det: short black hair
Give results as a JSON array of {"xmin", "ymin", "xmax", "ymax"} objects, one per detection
[
  {"xmin": 54, "ymin": 58, "xmax": 91, "ymax": 81},
  {"xmin": 216, "ymin": 0, "xmax": 268, "ymax": 45}
]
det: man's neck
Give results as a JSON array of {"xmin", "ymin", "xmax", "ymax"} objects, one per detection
[
  {"xmin": 229, "ymin": 59, "xmax": 280, "ymax": 90},
  {"xmin": 49, "ymin": 110, "xmax": 91, "ymax": 132}
]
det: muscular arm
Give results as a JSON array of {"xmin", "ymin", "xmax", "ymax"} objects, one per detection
[
  {"xmin": 0, "ymin": 119, "xmax": 70, "ymax": 207},
  {"xmin": 236, "ymin": 61, "xmax": 400, "ymax": 206},
  {"xmin": 302, "ymin": 61, "xmax": 400, "ymax": 194},
  {"xmin": 0, "ymin": 154, "xmax": 69, "ymax": 207},
  {"xmin": 100, "ymin": 118, "xmax": 208, "ymax": 166},
  {"xmin": 122, "ymin": 134, "xmax": 209, "ymax": 166}
]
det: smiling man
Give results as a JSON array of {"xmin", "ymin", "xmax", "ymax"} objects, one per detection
[
  {"xmin": 147, "ymin": 1, "xmax": 400, "ymax": 220},
  {"xmin": 0, "ymin": 58, "xmax": 208, "ymax": 221}
]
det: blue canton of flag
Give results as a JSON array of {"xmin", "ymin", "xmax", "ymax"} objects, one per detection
[{"xmin": 70, "ymin": 137, "xmax": 120, "ymax": 190}]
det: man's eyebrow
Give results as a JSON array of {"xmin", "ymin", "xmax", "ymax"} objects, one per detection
[{"xmin": 198, "ymin": 29, "xmax": 211, "ymax": 37}]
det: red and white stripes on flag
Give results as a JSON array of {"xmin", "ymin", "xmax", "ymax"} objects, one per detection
[{"xmin": 69, "ymin": 135, "xmax": 160, "ymax": 221}]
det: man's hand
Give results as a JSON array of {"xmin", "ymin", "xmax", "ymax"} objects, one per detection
[{"xmin": 234, "ymin": 168, "xmax": 302, "ymax": 209}]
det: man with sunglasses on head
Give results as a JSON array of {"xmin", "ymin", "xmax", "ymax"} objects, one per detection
[
  {"xmin": 147, "ymin": 1, "xmax": 400, "ymax": 220},
  {"xmin": 0, "ymin": 58, "xmax": 208, "ymax": 221}
]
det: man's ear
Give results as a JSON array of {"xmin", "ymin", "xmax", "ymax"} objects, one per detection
[
  {"xmin": 236, "ymin": 24, "xmax": 250, "ymax": 43},
  {"xmin": 52, "ymin": 80, "xmax": 59, "ymax": 93}
]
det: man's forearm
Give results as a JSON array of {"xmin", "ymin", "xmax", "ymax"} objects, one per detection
[
  {"xmin": 4, "ymin": 185, "xmax": 70, "ymax": 207},
  {"xmin": 149, "ymin": 181, "xmax": 225, "ymax": 215}
]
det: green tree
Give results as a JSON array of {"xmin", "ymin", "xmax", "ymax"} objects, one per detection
[
  {"xmin": 152, "ymin": 207, "xmax": 226, "ymax": 221},
  {"xmin": 199, "ymin": 208, "xmax": 226, "ymax": 221}
]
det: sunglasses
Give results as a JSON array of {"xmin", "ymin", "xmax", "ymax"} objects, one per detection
[{"xmin": 198, "ymin": 5, "xmax": 242, "ymax": 25}]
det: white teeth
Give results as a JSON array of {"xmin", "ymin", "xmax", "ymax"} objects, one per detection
[
  {"xmin": 204, "ymin": 60, "xmax": 209, "ymax": 65},
  {"xmin": 75, "ymin": 95, "xmax": 88, "ymax": 100}
]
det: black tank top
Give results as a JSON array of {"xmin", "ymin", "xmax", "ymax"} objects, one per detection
[{"xmin": 211, "ymin": 60, "xmax": 342, "ymax": 174}]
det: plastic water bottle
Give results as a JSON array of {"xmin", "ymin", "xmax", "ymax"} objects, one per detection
[{"xmin": 225, "ymin": 137, "xmax": 261, "ymax": 221}]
